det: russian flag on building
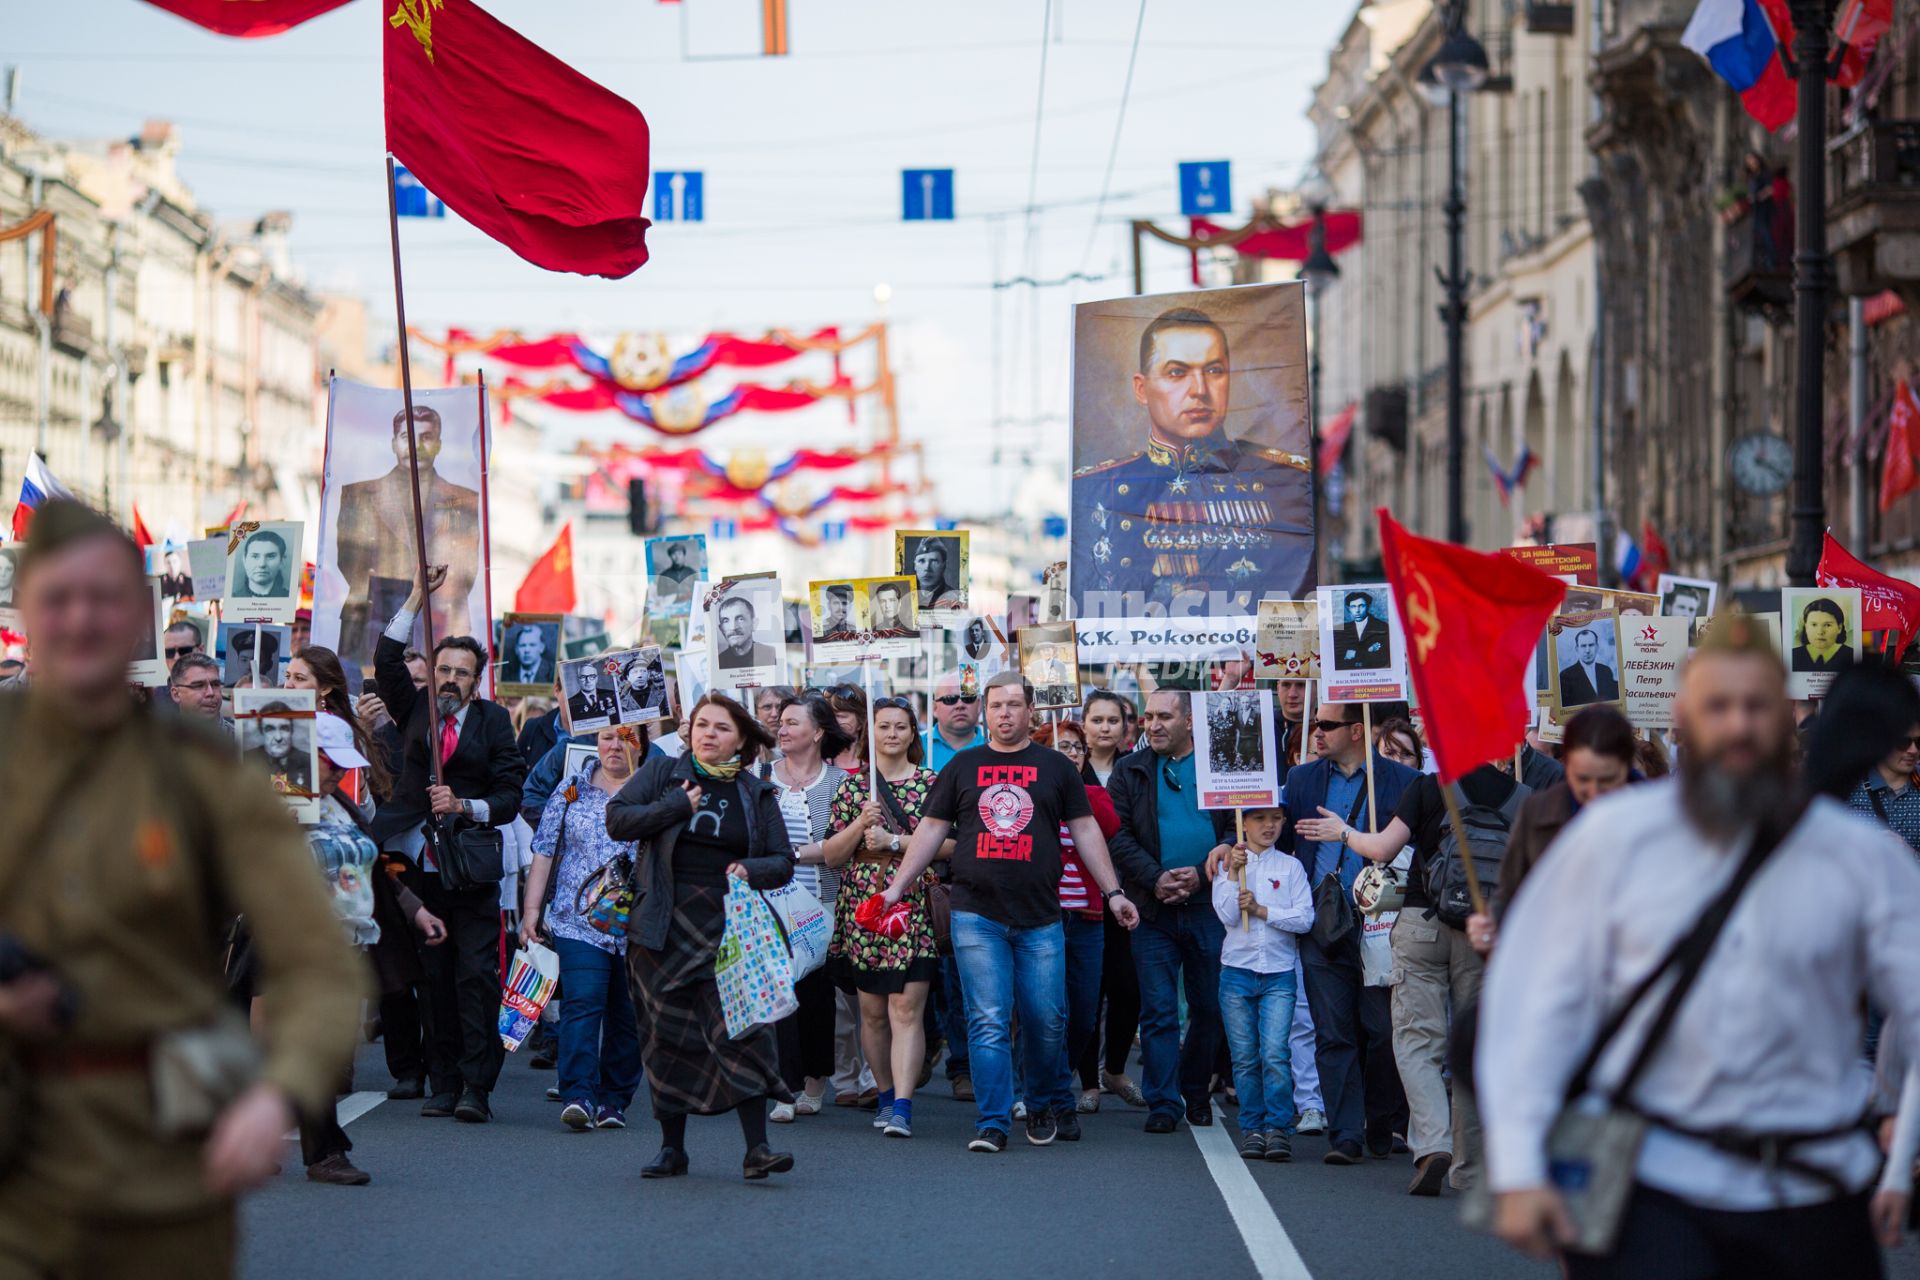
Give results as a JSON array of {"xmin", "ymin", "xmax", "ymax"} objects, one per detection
[
  {"xmin": 11, "ymin": 453, "xmax": 73, "ymax": 541},
  {"xmin": 1615, "ymin": 530, "xmax": 1645, "ymax": 587},
  {"xmin": 1482, "ymin": 443, "xmax": 1539, "ymax": 506},
  {"xmin": 1681, "ymin": 0, "xmax": 1795, "ymax": 131}
]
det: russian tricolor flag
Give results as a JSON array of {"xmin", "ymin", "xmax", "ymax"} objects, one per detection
[
  {"xmin": 11, "ymin": 453, "xmax": 72, "ymax": 542},
  {"xmin": 1681, "ymin": 0, "xmax": 1795, "ymax": 131}
]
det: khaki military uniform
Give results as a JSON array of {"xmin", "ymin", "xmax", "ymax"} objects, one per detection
[{"xmin": 0, "ymin": 692, "xmax": 364, "ymax": 1279}]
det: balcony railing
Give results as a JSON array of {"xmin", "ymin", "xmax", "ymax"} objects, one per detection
[
  {"xmin": 1830, "ymin": 120, "xmax": 1920, "ymax": 209},
  {"xmin": 1723, "ymin": 203, "xmax": 1791, "ymax": 319},
  {"xmin": 1827, "ymin": 120, "xmax": 1920, "ymax": 295}
]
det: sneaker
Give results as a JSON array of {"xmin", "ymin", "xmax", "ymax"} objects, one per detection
[
  {"xmin": 1297, "ymin": 1107, "xmax": 1327, "ymax": 1136},
  {"xmin": 1239, "ymin": 1130, "xmax": 1268, "ymax": 1160},
  {"xmin": 560, "ymin": 1099, "xmax": 595, "ymax": 1131},
  {"xmin": 1263, "ymin": 1131, "xmax": 1293, "ymax": 1163},
  {"xmin": 1409, "ymin": 1151, "xmax": 1452, "ymax": 1197},
  {"xmin": 1012, "ymin": 1100, "xmax": 1028, "ymax": 1121},
  {"xmin": 883, "ymin": 1110, "xmax": 913, "ymax": 1139},
  {"xmin": 1025, "ymin": 1109, "xmax": 1057, "ymax": 1146},
  {"xmin": 594, "ymin": 1106, "xmax": 626, "ymax": 1130},
  {"xmin": 306, "ymin": 1152, "xmax": 371, "ymax": 1185},
  {"xmin": 873, "ymin": 1106, "xmax": 892, "ymax": 1130},
  {"xmin": 769, "ymin": 1102, "xmax": 797, "ymax": 1124},
  {"xmin": 793, "ymin": 1089, "xmax": 824, "ymax": 1116},
  {"xmin": 1103, "ymin": 1071, "xmax": 1147, "ymax": 1108},
  {"xmin": 1077, "ymin": 1089, "xmax": 1100, "ymax": 1114},
  {"xmin": 968, "ymin": 1127, "xmax": 1007, "ymax": 1153},
  {"xmin": 951, "ymin": 1074, "xmax": 975, "ymax": 1102},
  {"xmin": 1054, "ymin": 1109, "xmax": 1082, "ymax": 1142},
  {"xmin": 544, "ymin": 1085, "xmax": 561, "ymax": 1102}
]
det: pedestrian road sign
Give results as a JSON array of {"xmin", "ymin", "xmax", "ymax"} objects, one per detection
[
  {"xmin": 654, "ymin": 171, "xmax": 705, "ymax": 222},
  {"xmin": 1178, "ymin": 161, "xmax": 1231, "ymax": 217},
  {"xmin": 902, "ymin": 169, "xmax": 955, "ymax": 221}
]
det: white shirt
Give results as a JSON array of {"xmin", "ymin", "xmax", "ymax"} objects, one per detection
[
  {"xmin": 1209, "ymin": 846, "xmax": 1313, "ymax": 975},
  {"xmin": 1478, "ymin": 779, "xmax": 1920, "ymax": 1209},
  {"xmin": 382, "ymin": 607, "xmax": 489, "ymax": 865}
]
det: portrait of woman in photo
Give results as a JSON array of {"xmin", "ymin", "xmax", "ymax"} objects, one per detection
[{"xmin": 1791, "ymin": 597, "xmax": 1855, "ymax": 674}]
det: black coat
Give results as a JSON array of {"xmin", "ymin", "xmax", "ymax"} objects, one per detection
[
  {"xmin": 517, "ymin": 707, "xmax": 561, "ymax": 772},
  {"xmin": 1105, "ymin": 748, "xmax": 1232, "ymax": 923},
  {"xmin": 370, "ymin": 633, "xmax": 526, "ymax": 845},
  {"xmin": 605, "ymin": 753, "xmax": 795, "ymax": 953}
]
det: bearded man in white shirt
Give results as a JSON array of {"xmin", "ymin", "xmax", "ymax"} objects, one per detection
[{"xmin": 1478, "ymin": 615, "xmax": 1920, "ymax": 1277}]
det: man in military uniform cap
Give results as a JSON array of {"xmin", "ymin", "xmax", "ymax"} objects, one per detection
[
  {"xmin": 0, "ymin": 500, "xmax": 362, "ymax": 1278},
  {"xmin": 1072, "ymin": 305, "xmax": 1315, "ymax": 615}
]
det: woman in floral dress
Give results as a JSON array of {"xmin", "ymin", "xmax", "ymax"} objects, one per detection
[{"xmin": 823, "ymin": 696, "xmax": 948, "ymax": 1138}]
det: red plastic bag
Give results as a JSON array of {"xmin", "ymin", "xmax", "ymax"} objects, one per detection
[{"xmin": 854, "ymin": 893, "xmax": 910, "ymax": 940}]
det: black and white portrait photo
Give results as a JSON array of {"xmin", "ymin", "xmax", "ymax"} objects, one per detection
[
  {"xmin": 1190, "ymin": 688, "xmax": 1279, "ymax": 809},
  {"xmin": 1018, "ymin": 622, "xmax": 1080, "ymax": 710},
  {"xmin": 219, "ymin": 622, "xmax": 290, "ymax": 688},
  {"xmin": 1780, "ymin": 586, "xmax": 1863, "ymax": 699},
  {"xmin": 234, "ymin": 687, "xmax": 320, "ymax": 822},
  {"xmin": 1331, "ymin": 588, "xmax": 1392, "ymax": 672},
  {"xmin": 1205, "ymin": 690, "xmax": 1263, "ymax": 774},
  {"xmin": 646, "ymin": 534, "xmax": 707, "ymax": 617},
  {"xmin": 895, "ymin": 529, "xmax": 969, "ymax": 617},
  {"xmin": 1656, "ymin": 574, "xmax": 1717, "ymax": 628},
  {"xmin": 705, "ymin": 575, "xmax": 786, "ymax": 693},
  {"xmin": 496, "ymin": 614, "xmax": 562, "ymax": 696},
  {"xmin": 617, "ymin": 645, "xmax": 670, "ymax": 723},
  {"xmin": 1548, "ymin": 610, "xmax": 1624, "ymax": 721},
  {"xmin": 224, "ymin": 520, "xmax": 302, "ymax": 625},
  {"xmin": 560, "ymin": 654, "xmax": 623, "ymax": 732},
  {"xmin": 0, "ymin": 545, "xmax": 19, "ymax": 609}
]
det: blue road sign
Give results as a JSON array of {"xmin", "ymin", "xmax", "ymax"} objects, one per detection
[
  {"xmin": 902, "ymin": 168, "xmax": 955, "ymax": 221},
  {"xmin": 654, "ymin": 171, "xmax": 705, "ymax": 222},
  {"xmin": 393, "ymin": 165, "xmax": 445, "ymax": 218},
  {"xmin": 1178, "ymin": 160, "xmax": 1231, "ymax": 217}
]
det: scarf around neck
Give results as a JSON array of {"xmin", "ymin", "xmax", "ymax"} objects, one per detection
[{"xmin": 692, "ymin": 754, "xmax": 743, "ymax": 782}]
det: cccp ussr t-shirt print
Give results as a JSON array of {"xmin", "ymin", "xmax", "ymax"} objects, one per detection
[{"xmin": 925, "ymin": 742, "xmax": 1092, "ymax": 929}]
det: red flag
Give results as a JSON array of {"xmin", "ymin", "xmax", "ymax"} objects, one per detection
[
  {"xmin": 1638, "ymin": 518, "xmax": 1671, "ymax": 594},
  {"xmin": 383, "ymin": 0, "xmax": 651, "ymax": 278},
  {"xmin": 515, "ymin": 523, "xmax": 576, "ymax": 615},
  {"xmin": 130, "ymin": 504, "xmax": 155, "ymax": 549},
  {"xmin": 1818, "ymin": 530, "xmax": 1920, "ymax": 660},
  {"xmin": 1882, "ymin": 378, "xmax": 1920, "ymax": 513},
  {"xmin": 140, "ymin": 0, "xmax": 354, "ymax": 36},
  {"xmin": 1379, "ymin": 509, "xmax": 1567, "ymax": 784}
]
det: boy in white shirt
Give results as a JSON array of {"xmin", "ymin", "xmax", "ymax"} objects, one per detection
[{"xmin": 1210, "ymin": 806, "xmax": 1314, "ymax": 1162}]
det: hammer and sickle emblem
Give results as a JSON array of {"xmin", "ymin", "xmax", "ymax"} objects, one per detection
[
  {"xmin": 1404, "ymin": 567, "xmax": 1442, "ymax": 665},
  {"xmin": 389, "ymin": 0, "xmax": 444, "ymax": 62}
]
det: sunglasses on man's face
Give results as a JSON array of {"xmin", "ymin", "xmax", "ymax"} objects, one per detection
[
  {"xmin": 935, "ymin": 694, "xmax": 978, "ymax": 706},
  {"xmin": 1311, "ymin": 719, "xmax": 1355, "ymax": 733},
  {"xmin": 166, "ymin": 645, "xmax": 199, "ymax": 660}
]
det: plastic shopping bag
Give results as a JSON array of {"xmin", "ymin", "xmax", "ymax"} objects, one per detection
[
  {"xmin": 854, "ymin": 893, "xmax": 911, "ymax": 941},
  {"xmin": 498, "ymin": 942, "xmax": 560, "ymax": 1052},
  {"xmin": 761, "ymin": 880, "xmax": 832, "ymax": 981},
  {"xmin": 715, "ymin": 879, "xmax": 799, "ymax": 1038}
]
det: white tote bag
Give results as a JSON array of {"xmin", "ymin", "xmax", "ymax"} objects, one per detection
[{"xmin": 761, "ymin": 881, "xmax": 832, "ymax": 981}]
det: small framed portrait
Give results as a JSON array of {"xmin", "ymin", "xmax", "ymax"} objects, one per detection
[
  {"xmin": 1316, "ymin": 583, "xmax": 1408, "ymax": 703},
  {"xmin": 149, "ymin": 544, "xmax": 193, "ymax": 602},
  {"xmin": 234, "ymin": 687, "xmax": 320, "ymax": 823},
  {"xmin": 495, "ymin": 613, "xmax": 562, "ymax": 697},
  {"xmin": 1780, "ymin": 586, "xmax": 1862, "ymax": 700},
  {"xmin": 563, "ymin": 629, "xmax": 612, "ymax": 661},
  {"xmin": 705, "ymin": 574, "xmax": 787, "ymax": 694},
  {"xmin": 895, "ymin": 529, "xmax": 970, "ymax": 624},
  {"xmin": 1548, "ymin": 609, "xmax": 1625, "ymax": 723},
  {"xmin": 1191, "ymin": 689, "xmax": 1279, "ymax": 809},
  {"xmin": 810, "ymin": 579, "xmax": 864, "ymax": 661},
  {"xmin": 562, "ymin": 740, "xmax": 597, "ymax": 782},
  {"xmin": 1657, "ymin": 574, "xmax": 1718, "ymax": 640},
  {"xmin": 559, "ymin": 653, "xmax": 624, "ymax": 733},
  {"xmin": 1599, "ymin": 588, "xmax": 1660, "ymax": 620},
  {"xmin": 1256, "ymin": 598, "xmax": 1320, "ymax": 682},
  {"xmin": 1018, "ymin": 622, "xmax": 1081, "ymax": 710},
  {"xmin": 645, "ymin": 534, "xmax": 707, "ymax": 618},
  {"xmin": 218, "ymin": 622, "xmax": 291, "ymax": 689},
  {"xmin": 0, "ymin": 544, "xmax": 19, "ymax": 610},
  {"xmin": 857, "ymin": 576, "xmax": 918, "ymax": 652},
  {"xmin": 130, "ymin": 578, "xmax": 167, "ymax": 687},
  {"xmin": 223, "ymin": 520, "xmax": 302, "ymax": 625},
  {"xmin": 614, "ymin": 645, "xmax": 671, "ymax": 724}
]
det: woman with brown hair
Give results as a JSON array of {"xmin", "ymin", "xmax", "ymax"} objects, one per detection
[
  {"xmin": 1372, "ymin": 716, "xmax": 1426, "ymax": 774},
  {"xmin": 605, "ymin": 693, "xmax": 798, "ymax": 1181},
  {"xmin": 826, "ymin": 683, "xmax": 869, "ymax": 773},
  {"xmin": 287, "ymin": 645, "xmax": 394, "ymax": 802}
]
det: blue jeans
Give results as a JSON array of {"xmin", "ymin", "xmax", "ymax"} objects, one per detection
[
  {"xmin": 940, "ymin": 955, "xmax": 970, "ymax": 1078},
  {"xmin": 553, "ymin": 937, "xmax": 641, "ymax": 1111},
  {"xmin": 1219, "ymin": 965, "xmax": 1298, "ymax": 1135},
  {"xmin": 1132, "ymin": 902, "xmax": 1224, "ymax": 1119},
  {"xmin": 951, "ymin": 910, "xmax": 1072, "ymax": 1133},
  {"xmin": 1061, "ymin": 914, "xmax": 1105, "ymax": 1092}
]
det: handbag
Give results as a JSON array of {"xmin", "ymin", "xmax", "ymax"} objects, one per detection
[
  {"xmin": 1464, "ymin": 808, "xmax": 1800, "ymax": 1254},
  {"xmin": 1309, "ymin": 784, "xmax": 1371, "ymax": 949},
  {"xmin": 875, "ymin": 775, "xmax": 952, "ymax": 954},
  {"xmin": 429, "ymin": 818, "xmax": 505, "ymax": 892}
]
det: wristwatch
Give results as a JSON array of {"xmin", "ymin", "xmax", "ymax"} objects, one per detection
[
  {"xmin": 889, "ymin": 834, "xmax": 902, "ymax": 854},
  {"xmin": 1101, "ymin": 888, "xmax": 1124, "ymax": 903}
]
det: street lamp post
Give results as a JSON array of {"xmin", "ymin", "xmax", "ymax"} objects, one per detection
[
  {"xmin": 1785, "ymin": 0, "xmax": 1836, "ymax": 587},
  {"xmin": 1300, "ymin": 201, "xmax": 1341, "ymax": 575},
  {"xmin": 1425, "ymin": 10, "xmax": 1488, "ymax": 546}
]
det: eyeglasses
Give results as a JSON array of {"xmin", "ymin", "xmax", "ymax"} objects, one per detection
[
  {"xmin": 175, "ymin": 679, "xmax": 220, "ymax": 694},
  {"xmin": 1162, "ymin": 764, "xmax": 1182, "ymax": 793},
  {"xmin": 873, "ymin": 696, "xmax": 915, "ymax": 714},
  {"xmin": 935, "ymin": 694, "xmax": 978, "ymax": 706},
  {"xmin": 166, "ymin": 645, "xmax": 199, "ymax": 659},
  {"xmin": 1904, "ymin": 736, "xmax": 1920, "ymax": 749},
  {"xmin": 1059, "ymin": 741, "xmax": 1086, "ymax": 756},
  {"xmin": 1311, "ymin": 719, "xmax": 1355, "ymax": 733}
]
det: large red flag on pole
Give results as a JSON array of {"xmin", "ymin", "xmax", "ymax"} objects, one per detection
[
  {"xmin": 1818, "ymin": 530, "xmax": 1920, "ymax": 660},
  {"xmin": 515, "ymin": 523, "xmax": 577, "ymax": 615},
  {"xmin": 383, "ymin": 0, "xmax": 652, "ymax": 278},
  {"xmin": 140, "ymin": 0, "xmax": 355, "ymax": 36},
  {"xmin": 1378, "ymin": 508, "xmax": 1567, "ymax": 784}
]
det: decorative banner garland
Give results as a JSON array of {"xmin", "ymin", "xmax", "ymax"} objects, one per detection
[
  {"xmin": 494, "ymin": 374, "xmax": 876, "ymax": 435},
  {"xmin": 412, "ymin": 323, "xmax": 877, "ymax": 392}
]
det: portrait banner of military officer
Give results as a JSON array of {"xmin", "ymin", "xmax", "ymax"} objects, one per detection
[
  {"xmin": 702, "ymin": 572, "xmax": 787, "ymax": 696},
  {"xmin": 223, "ymin": 519, "xmax": 303, "ymax": 626},
  {"xmin": 495, "ymin": 613, "xmax": 562, "ymax": 697},
  {"xmin": 1189, "ymin": 688, "xmax": 1279, "ymax": 809},
  {"xmin": 235, "ymin": 686, "xmax": 321, "ymax": 823},
  {"xmin": 559, "ymin": 652, "xmax": 626, "ymax": 733},
  {"xmin": 1547, "ymin": 608, "xmax": 1626, "ymax": 724},
  {"xmin": 218, "ymin": 621, "xmax": 291, "ymax": 688},
  {"xmin": 1070, "ymin": 282, "xmax": 1315, "ymax": 622},
  {"xmin": 894, "ymin": 529, "xmax": 970, "ymax": 625},
  {"xmin": 1255, "ymin": 598, "xmax": 1319, "ymax": 682},
  {"xmin": 857, "ymin": 576, "xmax": 919, "ymax": 654},
  {"xmin": 1018, "ymin": 621, "xmax": 1081, "ymax": 710},
  {"xmin": 314, "ymin": 377, "xmax": 491, "ymax": 685},
  {"xmin": 1316, "ymin": 583, "xmax": 1408, "ymax": 704},
  {"xmin": 810, "ymin": 578, "xmax": 865, "ymax": 661},
  {"xmin": 645, "ymin": 533, "xmax": 707, "ymax": 618}
]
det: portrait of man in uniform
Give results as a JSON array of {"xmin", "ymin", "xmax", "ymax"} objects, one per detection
[
  {"xmin": 646, "ymin": 535, "xmax": 707, "ymax": 617},
  {"xmin": 243, "ymin": 700, "xmax": 313, "ymax": 797},
  {"xmin": 563, "ymin": 658, "xmax": 620, "ymax": 728},
  {"xmin": 816, "ymin": 584, "xmax": 859, "ymax": 642},
  {"xmin": 866, "ymin": 580, "xmax": 917, "ymax": 639},
  {"xmin": 1071, "ymin": 286, "xmax": 1315, "ymax": 620}
]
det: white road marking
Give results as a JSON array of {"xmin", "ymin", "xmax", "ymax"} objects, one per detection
[
  {"xmin": 1191, "ymin": 1122, "xmax": 1315, "ymax": 1280},
  {"xmin": 283, "ymin": 1092, "xmax": 387, "ymax": 1141}
]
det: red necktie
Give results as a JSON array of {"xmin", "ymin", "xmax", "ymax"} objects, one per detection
[{"xmin": 440, "ymin": 714, "xmax": 459, "ymax": 766}]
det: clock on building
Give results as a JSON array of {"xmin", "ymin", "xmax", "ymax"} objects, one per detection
[{"xmin": 1728, "ymin": 433, "xmax": 1792, "ymax": 497}]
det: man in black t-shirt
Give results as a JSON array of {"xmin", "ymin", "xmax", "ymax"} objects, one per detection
[
  {"xmin": 1298, "ymin": 763, "xmax": 1518, "ymax": 1197},
  {"xmin": 883, "ymin": 671, "xmax": 1139, "ymax": 1153}
]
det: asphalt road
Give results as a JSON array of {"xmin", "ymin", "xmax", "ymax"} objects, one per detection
[{"xmin": 237, "ymin": 1043, "xmax": 1920, "ymax": 1280}]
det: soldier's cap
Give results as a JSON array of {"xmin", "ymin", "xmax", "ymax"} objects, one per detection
[
  {"xmin": 1691, "ymin": 611, "xmax": 1785, "ymax": 676},
  {"xmin": 21, "ymin": 499, "xmax": 142, "ymax": 578}
]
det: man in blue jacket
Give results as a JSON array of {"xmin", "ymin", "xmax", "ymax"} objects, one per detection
[
  {"xmin": 1108, "ymin": 690, "xmax": 1235, "ymax": 1132},
  {"xmin": 1279, "ymin": 700, "xmax": 1417, "ymax": 1164}
]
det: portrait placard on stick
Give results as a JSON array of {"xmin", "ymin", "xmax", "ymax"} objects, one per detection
[
  {"xmin": 235, "ymin": 687, "xmax": 320, "ymax": 824},
  {"xmin": 560, "ymin": 646, "xmax": 670, "ymax": 733},
  {"xmin": 1655, "ymin": 575, "xmax": 1718, "ymax": 631},
  {"xmin": 1317, "ymin": 583, "xmax": 1408, "ymax": 703},
  {"xmin": 645, "ymin": 534, "xmax": 707, "ymax": 618},
  {"xmin": 703, "ymin": 574, "xmax": 787, "ymax": 695},
  {"xmin": 187, "ymin": 537, "xmax": 229, "ymax": 602},
  {"xmin": 130, "ymin": 578, "xmax": 167, "ymax": 687},
  {"xmin": 1256, "ymin": 599, "xmax": 1320, "ymax": 682},
  {"xmin": 1191, "ymin": 689, "xmax": 1279, "ymax": 809},
  {"xmin": 495, "ymin": 613, "xmax": 562, "ymax": 697},
  {"xmin": 217, "ymin": 622, "xmax": 290, "ymax": 688},
  {"xmin": 895, "ymin": 529, "xmax": 969, "ymax": 626},
  {"xmin": 1499, "ymin": 542, "xmax": 1599, "ymax": 586},
  {"xmin": 1547, "ymin": 609, "xmax": 1625, "ymax": 724},
  {"xmin": 1780, "ymin": 587, "xmax": 1862, "ymax": 700},
  {"xmin": 224, "ymin": 520, "xmax": 303, "ymax": 626},
  {"xmin": 1018, "ymin": 622, "xmax": 1081, "ymax": 710},
  {"xmin": 1621, "ymin": 615, "xmax": 1689, "ymax": 730}
]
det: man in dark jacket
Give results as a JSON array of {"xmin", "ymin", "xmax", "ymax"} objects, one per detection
[
  {"xmin": 1276, "ymin": 701, "xmax": 1418, "ymax": 1164},
  {"xmin": 374, "ymin": 566, "xmax": 526, "ymax": 1124},
  {"xmin": 1108, "ymin": 691, "xmax": 1234, "ymax": 1132}
]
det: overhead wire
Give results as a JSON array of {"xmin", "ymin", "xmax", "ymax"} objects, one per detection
[{"xmin": 1074, "ymin": 0, "xmax": 1148, "ymax": 279}]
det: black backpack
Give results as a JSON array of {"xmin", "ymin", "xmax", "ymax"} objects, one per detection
[{"xmin": 1422, "ymin": 779, "xmax": 1527, "ymax": 929}]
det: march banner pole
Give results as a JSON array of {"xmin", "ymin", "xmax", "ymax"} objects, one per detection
[
  {"xmin": 1235, "ymin": 808, "xmax": 1247, "ymax": 929},
  {"xmin": 1362, "ymin": 701, "xmax": 1377, "ymax": 832}
]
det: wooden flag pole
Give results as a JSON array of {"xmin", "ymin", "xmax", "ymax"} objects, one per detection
[
  {"xmin": 1362, "ymin": 701, "xmax": 1378, "ymax": 832},
  {"xmin": 1437, "ymin": 777, "xmax": 1488, "ymax": 916},
  {"xmin": 1235, "ymin": 808, "xmax": 1248, "ymax": 929},
  {"xmin": 251, "ymin": 621, "xmax": 262, "ymax": 687},
  {"xmin": 385, "ymin": 153, "xmax": 443, "ymax": 792},
  {"xmin": 1304, "ymin": 681, "xmax": 1319, "ymax": 764}
]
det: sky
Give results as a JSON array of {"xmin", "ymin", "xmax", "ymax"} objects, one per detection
[{"xmin": 11, "ymin": 0, "xmax": 1352, "ymax": 521}]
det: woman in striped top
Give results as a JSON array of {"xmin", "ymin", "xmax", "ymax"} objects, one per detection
[{"xmin": 762, "ymin": 694, "xmax": 851, "ymax": 1123}]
